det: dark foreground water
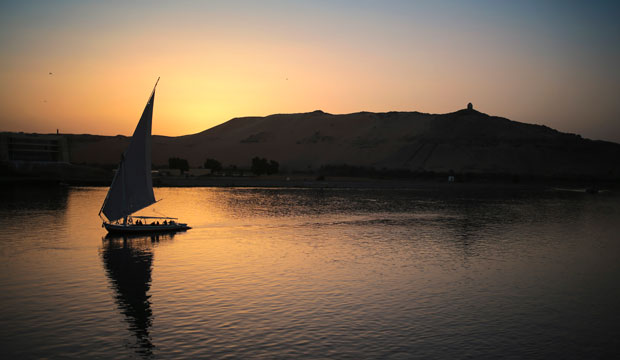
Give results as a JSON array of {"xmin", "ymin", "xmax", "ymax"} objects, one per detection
[{"xmin": 0, "ymin": 185, "xmax": 619, "ymax": 359}]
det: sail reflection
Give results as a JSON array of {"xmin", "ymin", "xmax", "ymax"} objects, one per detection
[{"xmin": 100, "ymin": 233, "xmax": 175, "ymax": 357}]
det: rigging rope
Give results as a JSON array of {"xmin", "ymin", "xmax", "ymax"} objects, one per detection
[{"xmin": 151, "ymin": 206, "xmax": 170, "ymax": 219}]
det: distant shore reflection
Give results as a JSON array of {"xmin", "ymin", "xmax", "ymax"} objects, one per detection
[{"xmin": 100, "ymin": 233, "xmax": 175, "ymax": 357}]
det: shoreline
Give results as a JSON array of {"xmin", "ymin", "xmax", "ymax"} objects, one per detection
[{"xmin": 1, "ymin": 174, "xmax": 616, "ymax": 192}]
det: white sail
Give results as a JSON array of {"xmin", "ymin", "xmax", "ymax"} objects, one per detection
[{"xmin": 101, "ymin": 85, "xmax": 157, "ymax": 222}]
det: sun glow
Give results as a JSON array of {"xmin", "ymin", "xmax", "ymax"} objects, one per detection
[{"xmin": 1, "ymin": 1, "xmax": 619, "ymax": 141}]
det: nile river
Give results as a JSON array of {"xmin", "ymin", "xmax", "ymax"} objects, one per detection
[{"xmin": 1, "ymin": 185, "xmax": 619, "ymax": 359}]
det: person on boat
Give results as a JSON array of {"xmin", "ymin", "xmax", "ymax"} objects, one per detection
[{"xmin": 163, "ymin": 220, "xmax": 167, "ymax": 225}]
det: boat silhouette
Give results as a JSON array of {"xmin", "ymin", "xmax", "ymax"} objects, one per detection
[{"xmin": 99, "ymin": 79, "xmax": 190, "ymax": 233}]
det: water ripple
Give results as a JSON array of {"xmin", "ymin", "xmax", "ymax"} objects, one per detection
[{"xmin": 0, "ymin": 186, "xmax": 619, "ymax": 358}]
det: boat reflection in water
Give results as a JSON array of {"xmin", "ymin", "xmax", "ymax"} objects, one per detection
[{"xmin": 100, "ymin": 232, "xmax": 176, "ymax": 357}]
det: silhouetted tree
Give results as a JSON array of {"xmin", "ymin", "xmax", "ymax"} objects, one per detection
[
  {"xmin": 267, "ymin": 160, "xmax": 279, "ymax": 175},
  {"xmin": 251, "ymin": 157, "xmax": 267, "ymax": 175},
  {"xmin": 251, "ymin": 157, "xmax": 279, "ymax": 175},
  {"xmin": 168, "ymin": 157, "xmax": 189, "ymax": 174},
  {"xmin": 204, "ymin": 158, "xmax": 222, "ymax": 171}
]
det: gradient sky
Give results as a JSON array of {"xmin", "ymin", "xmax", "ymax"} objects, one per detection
[{"xmin": 1, "ymin": 0, "xmax": 619, "ymax": 142}]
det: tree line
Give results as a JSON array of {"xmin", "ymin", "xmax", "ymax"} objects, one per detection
[{"xmin": 166, "ymin": 156, "xmax": 278, "ymax": 176}]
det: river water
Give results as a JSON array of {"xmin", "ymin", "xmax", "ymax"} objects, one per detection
[{"xmin": 0, "ymin": 185, "xmax": 618, "ymax": 359}]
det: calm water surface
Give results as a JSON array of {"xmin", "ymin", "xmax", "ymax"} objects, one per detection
[{"xmin": 0, "ymin": 185, "xmax": 619, "ymax": 359}]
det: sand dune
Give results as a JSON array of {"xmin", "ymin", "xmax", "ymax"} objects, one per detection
[{"xmin": 67, "ymin": 108, "xmax": 620, "ymax": 178}]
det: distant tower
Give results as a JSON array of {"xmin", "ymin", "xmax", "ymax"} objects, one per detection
[{"xmin": 467, "ymin": 102, "xmax": 473, "ymax": 110}]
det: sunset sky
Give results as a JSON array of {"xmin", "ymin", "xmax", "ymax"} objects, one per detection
[{"xmin": 1, "ymin": 0, "xmax": 619, "ymax": 142}]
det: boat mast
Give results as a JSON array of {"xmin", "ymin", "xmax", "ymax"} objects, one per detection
[
  {"xmin": 123, "ymin": 77, "xmax": 159, "ymax": 225},
  {"xmin": 153, "ymin": 77, "xmax": 160, "ymax": 92}
]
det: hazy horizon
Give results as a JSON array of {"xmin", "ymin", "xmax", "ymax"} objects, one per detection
[{"xmin": 1, "ymin": 0, "xmax": 619, "ymax": 142}]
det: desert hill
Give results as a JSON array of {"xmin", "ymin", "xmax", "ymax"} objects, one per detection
[{"xmin": 67, "ymin": 107, "xmax": 620, "ymax": 178}]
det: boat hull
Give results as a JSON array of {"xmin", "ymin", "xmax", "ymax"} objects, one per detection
[{"xmin": 104, "ymin": 222, "xmax": 191, "ymax": 234}]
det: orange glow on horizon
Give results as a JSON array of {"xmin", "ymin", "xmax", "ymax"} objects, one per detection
[{"xmin": 1, "ymin": 1, "xmax": 619, "ymax": 142}]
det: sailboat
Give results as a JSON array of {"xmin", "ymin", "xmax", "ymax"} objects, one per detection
[{"xmin": 99, "ymin": 79, "xmax": 191, "ymax": 234}]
